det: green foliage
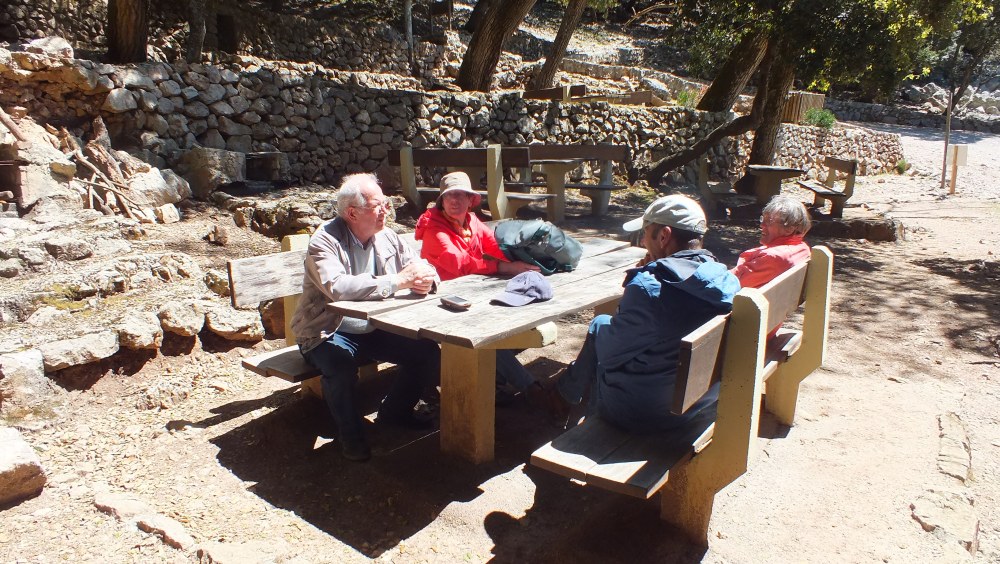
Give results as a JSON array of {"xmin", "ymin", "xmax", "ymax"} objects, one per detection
[
  {"xmin": 895, "ymin": 158, "xmax": 910, "ymax": 174},
  {"xmin": 803, "ymin": 108, "xmax": 836, "ymax": 128},
  {"xmin": 674, "ymin": 88, "xmax": 701, "ymax": 107}
]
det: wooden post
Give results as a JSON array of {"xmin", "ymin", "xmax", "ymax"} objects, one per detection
[
  {"xmin": 440, "ymin": 343, "xmax": 496, "ymax": 463},
  {"xmin": 765, "ymin": 247, "xmax": 832, "ymax": 425},
  {"xmin": 659, "ymin": 289, "xmax": 768, "ymax": 545},
  {"xmin": 948, "ymin": 144, "xmax": 967, "ymax": 195},
  {"xmin": 282, "ymin": 234, "xmax": 322, "ymax": 397},
  {"xmin": 0, "ymin": 105, "xmax": 31, "ymax": 149}
]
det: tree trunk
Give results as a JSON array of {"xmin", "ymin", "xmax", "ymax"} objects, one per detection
[
  {"xmin": 464, "ymin": 0, "xmax": 497, "ymax": 33},
  {"xmin": 528, "ymin": 0, "xmax": 586, "ymax": 90},
  {"xmin": 738, "ymin": 41, "xmax": 798, "ymax": 194},
  {"xmin": 457, "ymin": 0, "xmax": 537, "ymax": 91},
  {"xmin": 107, "ymin": 0, "xmax": 148, "ymax": 63},
  {"xmin": 645, "ymin": 36, "xmax": 798, "ymax": 187},
  {"xmin": 696, "ymin": 29, "xmax": 769, "ymax": 112},
  {"xmin": 185, "ymin": 0, "xmax": 206, "ymax": 63}
]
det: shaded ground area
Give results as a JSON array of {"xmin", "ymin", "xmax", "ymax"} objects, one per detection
[{"xmin": 1, "ymin": 124, "xmax": 999, "ymax": 562}]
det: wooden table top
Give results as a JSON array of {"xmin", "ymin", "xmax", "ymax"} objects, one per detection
[
  {"xmin": 330, "ymin": 238, "xmax": 645, "ymax": 349},
  {"xmin": 747, "ymin": 164, "xmax": 805, "ymax": 176}
]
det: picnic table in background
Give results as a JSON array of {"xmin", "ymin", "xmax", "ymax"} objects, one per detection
[
  {"xmin": 746, "ymin": 164, "xmax": 805, "ymax": 204},
  {"xmin": 329, "ymin": 238, "xmax": 646, "ymax": 464}
]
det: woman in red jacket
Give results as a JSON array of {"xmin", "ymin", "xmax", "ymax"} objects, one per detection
[
  {"xmin": 414, "ymin": 172, "xmax": 541, "ymax": 402},
  {"xmin": 414, "ymin": 172, "xmax": 538, "ymax": 281}
]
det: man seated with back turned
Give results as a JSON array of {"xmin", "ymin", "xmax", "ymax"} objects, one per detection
[
  {"xmin": 546, "ymin": 195, "xmax": 740, "ymax": 432},
  {"xmin": 290, "ymin": 173, "xmax": 441, "ymax": 462}
]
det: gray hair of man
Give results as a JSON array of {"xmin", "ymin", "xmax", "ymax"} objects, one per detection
[
  {"xmin": 763, "ymin": 195, "xmax": 812, "ymax": 236},
  {"xmin": 336, "ymin": 173, "xmax": 380, "ymax": 218}
]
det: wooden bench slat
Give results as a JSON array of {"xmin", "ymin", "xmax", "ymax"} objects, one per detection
[
  {"xmin": 758, "ymin": 263, "xmax": 809, "ymax": 334},
  {"xmin": 530, "ymin": 416, "xmax": 633, "ymax": 480},
  {"xmin": 672, "ymin": 314, "xmax": 728, "ymax": 415},
  {"xmin": 585, "ymin": 409, "xmax": 717, "ymax": 499},
  {"xmin": 242, "ymin": 345, "xmax": 318, "ymax": 382},
  {"xmin": 564, "ymin": 183, "xmax": 628, "ymax": 191},
  {"xmin": 229, "ymin": 249, "xmax": 307, "ymax": 307}
]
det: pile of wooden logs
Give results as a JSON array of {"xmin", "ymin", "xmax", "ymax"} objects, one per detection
[{"xmin": 46, "ymin": 117, "xmax": 150, "ymax": 221}]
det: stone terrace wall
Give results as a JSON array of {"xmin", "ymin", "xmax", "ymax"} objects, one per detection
[
  {"xmin": 827, "ymin": 98, "xmax": 1000, "ymax": 134},
  {"xmin": 0, "ymin": 50, "xmax": 903, "ymax": 188},
  {"xmin": 0, "ymin": 0, "xmax": 449, "ymax": 78}
]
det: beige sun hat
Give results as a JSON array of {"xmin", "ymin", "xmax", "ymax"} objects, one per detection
[{"xmin": 437, "ymin": 171, "xmax": 482, "ymax": 208}]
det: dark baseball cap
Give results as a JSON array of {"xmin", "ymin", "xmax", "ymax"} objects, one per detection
[{"xmin": 491, "ymin": 271, "xmax": 554, "ymax": 307}]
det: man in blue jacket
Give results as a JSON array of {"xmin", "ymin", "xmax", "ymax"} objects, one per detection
[{"xmin": 549, "ymin": 194, "xmax": 740, "ymax": 432}]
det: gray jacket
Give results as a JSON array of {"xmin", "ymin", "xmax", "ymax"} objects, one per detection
[{"xmin": 290, "ymin": 217, "xmax": 429, "ymax": 351}]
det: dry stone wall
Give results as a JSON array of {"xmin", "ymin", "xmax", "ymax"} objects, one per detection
[
  {"xmin": 827, "ymin": 98, "xmax": 1000, "ymax": 134},
  {"xmin": 0, "ymin": 0, "xmax": 450, "ymax": 78},
  {"xmin": 0, "ymin": 48, "xmax": 903, "ymax": 189}
]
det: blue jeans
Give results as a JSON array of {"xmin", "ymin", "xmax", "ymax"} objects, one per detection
[
  {"xmin": 301, "ymin": 329, "xmax": 440, "ymax": 441},
  {"xmin": 496, "ymin": 349, "xmax": 535, "ymax": 391},
  {"xmin": 556, "ymin": 314, "xmax": 610, "ymax": 415}
]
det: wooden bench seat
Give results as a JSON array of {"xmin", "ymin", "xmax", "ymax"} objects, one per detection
[
  {"xmin": 242, "ymin": 345, "xmax": 317, "ymax": 382},
  {"xmin": 797, "ymin": 156, "xmax": 857, "ymax": 218},
  {"xmin": 531, "ymin": 246, "xmax": 832, "ymax": 545}
]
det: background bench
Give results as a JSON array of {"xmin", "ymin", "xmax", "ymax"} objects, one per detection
[
  {"xmin": 531, "ymin": 246, "xmax": 832, "ymax": 545},
  {"xmin": 797, "ymin": 156, "xmax": 857, "ymax": 218},
  {"xmin": 522, "ymin": 84, "xmax": 587, "ymax": 101},
  {"xmin": 511, "ymin": 143, "xmax": 631, "ymax": 217},
  {"xmin": 388, "ymin": 144, "xmax": 553, "ymax": 220}
]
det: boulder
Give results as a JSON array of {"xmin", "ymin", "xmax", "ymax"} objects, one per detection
[
  {"xmin": 205, "ymin": 308, "xmax": 264, "ymax": 342},
  {"xmin": 25, "ymin": 37, "xmax": 73, "ymax": 59},
  {"xmin": 154, "ymin": 203, "xmax": 180, "ymax": 224},
  {"xmin": 116, "ymin": 312, "xmax": 164, "ymax": 350},
  {"xmin": 176, "ymin": 147, "xmax": 245, "ymax": 199},
  {"xmin": 160, "ymin": 169, "xmax": 192, "ymax": 202},
  {"xmin": 38, "ymin": 331, "xmax": 120, "ymax": 371},
  {"xmin": 0, "ymin": 349, "xmax": 50, "ymax": 410},
  {"xmin": 158, "ymin": 302, "xmax": 205, "ymax": 337},
  {"xmin": 259, "ymin": 299, "xmax": 284, "ymax": 338},
  {"xmin": 102, "ymin": 88, "xmax": 137, "ymax": 113},
  {"xmin": 43, "ymin": 237, "xmax": 94, "ymax": 261},
  {"xmin": 203, "ymin": 269, "xmax": 230, "ymax": 297},
  {"xmin": 24, "ymin": 305, "xmax": 71, "ymax": 326},
  {"xmin": 0, "ymin": 427, "xmax": 47, "ymax": 506},
  {"xmin": 136, "ymin": 513, "xmax": 196, "ymax": 550}
]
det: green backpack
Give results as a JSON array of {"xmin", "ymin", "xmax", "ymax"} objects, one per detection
[{"xmin": 494, "ymin": 219, "xmax": 584, "ymax": 275}]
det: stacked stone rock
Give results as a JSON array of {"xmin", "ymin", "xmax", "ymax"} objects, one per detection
[
  {"xmin": 1, "ymin": 45, "xmax": 906, "ymax": 188},
  {"xmin": 827, "ymin": 97, "xmax": 1000, "ymax": 134},
  {"xmin": 0, "ymin": 0, "xmax": 448, "ymax": 77}
]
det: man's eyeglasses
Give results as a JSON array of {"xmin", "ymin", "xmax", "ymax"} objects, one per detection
[{"xmin": 357, "ymin": 199, "xmax": 392, "ymax": 213}]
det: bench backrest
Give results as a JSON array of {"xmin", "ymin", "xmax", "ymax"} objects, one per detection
[
  {"xmin": 522, "ymin": 84, "xmax": 587, "ymax": 100},
  {"xmin": 672, "ymin": 247, "xmax": 829, "ymax": 415},
  {"xmin": 526, "ymin": 144, "xmax": 628, "ymax": 163},
  {"xmin": 526, "ymin": 144, "xmax": 629, "ymax": 186},
  {"xmin": 387, "ymin": 146, "xmax": 531, "ymax": 169},
  {"xmin": 389, "ymin": 145, "xmax": 529, "ymax": 218},
  {"xmin": 822, "ymin": 156, "xmax": 857, "ymax": 195}
]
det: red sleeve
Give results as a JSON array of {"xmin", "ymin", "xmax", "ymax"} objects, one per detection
[
  {"xmin": 471, "ymin": 216, "xmax": 509, "ymax": 264},
  {"xmin": 732, "ymin": 242, "xmax": 810, "ymax": 289},
  {"xmin": 420, "ymin": 217, "xmax": 499, "ymax": 281}
]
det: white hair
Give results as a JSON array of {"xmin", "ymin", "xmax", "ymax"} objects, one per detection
[
  {"xmin": 763, "ymin": 195, "xmax": 812, "ymax": 236},
  {"xmin": 336, "ymin": 173, "xmax": 380, "ymax": 218}
]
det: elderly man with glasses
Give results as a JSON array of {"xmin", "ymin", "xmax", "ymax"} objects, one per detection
[{"xmin": 291, "ymin": 173, "xmax": 440, "ymax": 462}]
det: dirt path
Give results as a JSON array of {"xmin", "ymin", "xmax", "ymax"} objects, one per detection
[{"xmin": 2, "ymin": 124, "xmax": 999, "ymax": 563}]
